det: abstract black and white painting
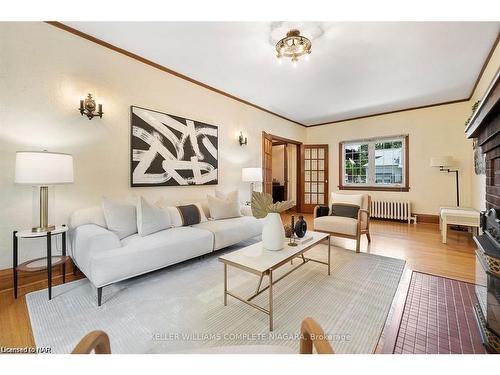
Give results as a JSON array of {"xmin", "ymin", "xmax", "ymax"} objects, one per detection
[{"xmin": 130, "ymin": 106, "xmax": 218, "ymax": 186}]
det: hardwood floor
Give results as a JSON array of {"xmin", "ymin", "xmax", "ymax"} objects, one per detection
[
  {"xmin": 283, "ymin": 213, "xmax": 477, "ymax": 283},
  {"xmin": 0, "ymin": 215, "xmax": 477, "ymax": 351}
]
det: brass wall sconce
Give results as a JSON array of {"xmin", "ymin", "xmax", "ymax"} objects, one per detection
[
  {"xmin": 79, "ymin": 93, "xmax": 103, "ymax": 120},
  {"xmin": 238, "ymin": 131, "xmax": 247, "ymax": 146}
]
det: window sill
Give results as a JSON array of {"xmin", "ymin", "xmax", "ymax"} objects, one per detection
[{"xmin": 338, "ymin": 185, "xmax": 410, "ymax": 192}]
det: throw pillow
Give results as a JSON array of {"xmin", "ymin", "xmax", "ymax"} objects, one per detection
[
  {"xmin": 165, "ymin": 203, "xmax": 208, "ymax": 227},
  {"xmin": 208, "ymin": 189, "xmax": 241, "ymax": 220},
  {"xmin": 330, "ymin": 193, "xmax": 363, "ymax": 219},
  {"xmin": 101, "ymin": 197, "xmax": 138, "ymax": 239},
  {"xmin": 69, "ymin": 206, "xmax": 107, "ymax": 229},
  {"xmin": 136, "ymin": 197, "xmax": 172, "ymax": 236},
  {"xmin": 177, "ymin": 204, "xmax": 203, "ymax": 226},
  {"xmin": 179, "ymin": 199, "xmax": 211, "ymax": 219}
]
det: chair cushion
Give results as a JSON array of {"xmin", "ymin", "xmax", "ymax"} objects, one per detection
[{"xmin": 314, "ymin": 215, "xmax": 358, "ymax": 236}]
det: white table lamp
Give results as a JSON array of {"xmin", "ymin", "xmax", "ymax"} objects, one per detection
[
  {"xmin": 242, "ymin": 167, "xmax": 262, "ymax": 200},
  {"xmin": 15, "ymin": 151, "xmax": 74, "ymax": 232}
]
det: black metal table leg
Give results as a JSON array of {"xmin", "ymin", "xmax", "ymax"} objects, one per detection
[
  {"xmin": 47, "ymin": 232, "xmax": 52, "ymax": 300},
  {"xmin": 13, "ymin": 231, "xmax": 18, "ymax": 299},
  {"xmin": 62, "ymin": 227, "xmax": 66, "ymax": 284}
]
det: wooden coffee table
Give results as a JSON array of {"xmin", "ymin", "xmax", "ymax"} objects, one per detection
[{"xmin": 218, "ymin": 231, "xmax": 330, "ymax": 331}]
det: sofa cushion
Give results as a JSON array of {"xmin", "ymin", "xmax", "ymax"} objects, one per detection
[
  {"xmin": 87, "ymin": 227, "xmax": 214, "ymax": 287},
  {"xmin": 102, "ymin": 197, "xmax": 137, "ymax": 239},
  {"xmin": 137, "ymin": 197, "xmax": 172, "ymax": 236},
  {"xmin": 192, "ymin": 216, "xmax": 263, "ymax": 250},
  {"xmin": 314, "ymin": 216, "xmax": 358, "ymax": 236}
]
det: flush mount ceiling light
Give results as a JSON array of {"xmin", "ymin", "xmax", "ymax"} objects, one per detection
[{"xmin": 275, "ymin": 29, "xmax": 312, "ymax": 63}]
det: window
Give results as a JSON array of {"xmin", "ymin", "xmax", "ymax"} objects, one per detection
[{"xmin": 339, "ymin": 135, "xmax": 409, "ymax": 191}]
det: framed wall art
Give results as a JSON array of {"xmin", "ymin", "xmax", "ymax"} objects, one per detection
[{"xmin": 130, "ymin": 106, "xmax": 218, "ymax": 187}]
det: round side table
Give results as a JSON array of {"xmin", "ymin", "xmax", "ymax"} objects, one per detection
[{"xmin": 13, "ymin": 225, "xmax": 69, "ymax": 300}]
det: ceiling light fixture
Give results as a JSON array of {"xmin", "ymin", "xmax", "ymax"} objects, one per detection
[{"xmin": 275, "ymin": 29, "xmax": 312, "ymax": 63}]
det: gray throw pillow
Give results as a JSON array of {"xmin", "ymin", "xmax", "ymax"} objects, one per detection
[{"xmin": 331, "ymin": 204, "xmax": 359, "ymax": 219}]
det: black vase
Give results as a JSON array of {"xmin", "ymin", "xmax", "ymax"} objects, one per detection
[{"xmin": 294, "ymin": 215, "xmax": 307, "ymax": 238}]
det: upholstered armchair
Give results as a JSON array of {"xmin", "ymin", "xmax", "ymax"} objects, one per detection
[{"xmin": 313, "ymin": 193, "xmax": 371, "ymax": 253}]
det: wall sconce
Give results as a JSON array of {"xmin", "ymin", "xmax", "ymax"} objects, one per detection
[
  {"xmin": 79, "ymin": 93, "xmax": 103, "ymax": 120},
  {"xmin": 238, "ymin": 131, "xmax": 248, "ymax": 146}
]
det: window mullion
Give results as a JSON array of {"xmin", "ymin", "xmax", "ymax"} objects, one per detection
[{"xmin": 368, "ymin": 141, "xmax": 375, "ymax": 185}]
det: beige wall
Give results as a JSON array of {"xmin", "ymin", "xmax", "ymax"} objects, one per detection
[
  {"xmin": 306, "ymin": 102, "xmax": 473, "ymax": 215},
  {"xmin": 0, "ymin": 22, "xmax": 306, "ymax": 269},
  {"xmin": 469, "ymin": 43, "xmax": 500, "ymax": 211}
]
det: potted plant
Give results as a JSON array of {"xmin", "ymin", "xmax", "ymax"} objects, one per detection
[{"xmin": 251, "ymin": 192, "xmax": 295, "ymax": 251}]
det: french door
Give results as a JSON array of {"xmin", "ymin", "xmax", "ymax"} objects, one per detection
[
  {"xmin": 262, "ymin": 132, "xmax": 273, "ymax": 195},
  {"xmin": 301, "ymin": 144, "xmax": 329, "ymax": 213}
]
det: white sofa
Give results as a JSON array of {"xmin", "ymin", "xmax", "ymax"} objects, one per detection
[{"xmin": 69, "ymin": 205, "xmax": 262, "ymax": 306}]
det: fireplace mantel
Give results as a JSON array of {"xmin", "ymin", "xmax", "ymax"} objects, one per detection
[{"xmin": 466, "ymin": 71, "xmax": 500, "ymax": 139}]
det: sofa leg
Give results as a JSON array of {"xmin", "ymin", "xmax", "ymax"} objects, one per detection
[
  {"xmin": 97, "ymin": 287, "xmax": 103, "ymax": 307},
  {"xmin": 366, "ymin": 232, "xmax": 371, "ymax": 243},
  {"xmin": 355, "ymin": 238, "xmax": 360, "ymax": 253}
]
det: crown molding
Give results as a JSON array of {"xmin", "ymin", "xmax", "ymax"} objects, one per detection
[
  {"xmin": 45, "ymin": 21, "xmax": 307, "ymax": 128},
  {"xmin": 46, "ymin": 22, "xmax": 499, "ymax": 129}
]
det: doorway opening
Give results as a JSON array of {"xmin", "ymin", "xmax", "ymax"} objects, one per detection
[{"xmin": 262, "ymin": 132, "xmax": 302, "ymax": 212}]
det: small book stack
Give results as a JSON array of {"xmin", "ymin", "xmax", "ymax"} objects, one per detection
[{"xmin": 295, "ymin": 233, "xmax": 313, "ymax": 245}]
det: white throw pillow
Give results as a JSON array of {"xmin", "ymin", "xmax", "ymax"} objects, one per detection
[
  {"xmin": 101, "ymin": 197, "xmax": 138, "ymax": 239},
  {"xmin": 208, "ymin": 190, "xmax": 241, "ymax": 220},
  {"xmin": 136, "ymin": 197, "xmax": 172, "ymax": 236},
  {"xmin": 330, "ymin": 192, "xmax": 363, "ymax": 207},
  {"xmin": 69, "ymin": 206, "xmax": 107, "ymax": 229}
]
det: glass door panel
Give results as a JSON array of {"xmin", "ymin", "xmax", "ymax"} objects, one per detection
[{"xmin": 302, "ymin": 144, "xmax": 328, "ymax": 213}]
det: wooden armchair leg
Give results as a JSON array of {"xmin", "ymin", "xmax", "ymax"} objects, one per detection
[
  {"xmin": 355, "ymin": 236, "xmax": 360, "ymax": 253},
  {"xmin": 366, "ymin": 231, "xmax": 371, "ymax": 242}
]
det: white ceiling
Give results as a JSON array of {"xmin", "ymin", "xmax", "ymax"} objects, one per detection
[{"xmin": 65, "ymin": 22, "xmax": 499, "ymax": 126}]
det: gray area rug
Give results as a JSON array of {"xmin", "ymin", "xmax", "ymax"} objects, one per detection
[{"xmin": 26, "ymin": 241, "xmax": 405, "ymax": 354}]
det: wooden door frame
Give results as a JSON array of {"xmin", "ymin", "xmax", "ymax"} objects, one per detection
[{"xmin": 262, "ymin": 132, "xmax": 303, "ymax": 212}]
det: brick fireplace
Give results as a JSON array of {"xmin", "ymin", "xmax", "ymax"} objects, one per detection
[{"xmin": 466, "ymin": 71, "xmax": 500, "ymax": 353}]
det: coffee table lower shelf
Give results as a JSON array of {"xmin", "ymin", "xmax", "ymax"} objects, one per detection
[{"xmin": 219, "ymin": 233, "xmax": 331, "ymax": 331}]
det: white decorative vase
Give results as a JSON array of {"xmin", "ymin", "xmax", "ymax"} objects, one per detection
[{"xmin": 262, "ymin": 212, "xmax": 285, "ymax": 251}]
